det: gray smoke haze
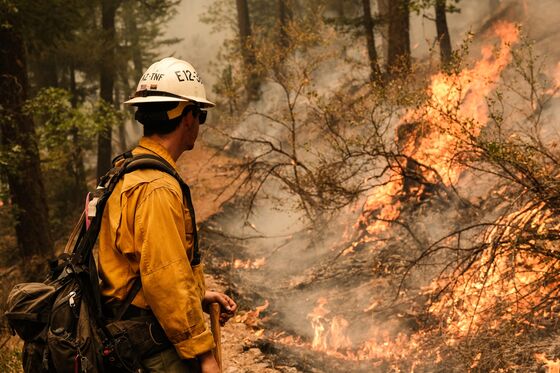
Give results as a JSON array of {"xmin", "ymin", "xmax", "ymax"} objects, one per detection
[
  {"xmin": 160, "ymin": 0, "xmax": 560, "ymax": 93},
  {"xmin": 161, "ymin": 0, "xmax": 232, "ymax": 91},
  {"xmin": 160, "ymin": 0, "xmax": 560, "ymax": 369}
]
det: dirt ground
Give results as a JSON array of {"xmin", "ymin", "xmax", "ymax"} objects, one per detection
[
  {"xmin": 205, "ymin": 275, "xmax": 299, "ymax": 373},
  {"xmin": 176, "ymin": 139, "xmax": 240, "ymax": 223}
]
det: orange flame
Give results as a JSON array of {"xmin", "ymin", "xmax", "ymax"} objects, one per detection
[
  {"xmin": 428, "ymin": 202, "xmax": 560, "ymax": 338},
  {"xmin": 402, "ymin": 22, "xmax": 519, "ymax": 186},
  {"xmin": 342, "ymin": 21, "xmax": 532, "ymax": 363},
  {"xmin": 235, "ymin": 300, "xmax": 270, "ymax": 330},
  {"xmin": 357, "ymin": 22, "xmax": 520, "ymax": 247}
]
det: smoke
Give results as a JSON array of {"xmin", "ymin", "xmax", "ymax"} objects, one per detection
[
  {"xmin": 161, "ymin": 0, "xmax": 232, "ymax": 91},
  {"xmin": 160, "ymin": 0, "xmax": 560, "ymax": 93},
  {"xmin": 163, "ymin": 0, "xmax": 560, "ymax": 370}
]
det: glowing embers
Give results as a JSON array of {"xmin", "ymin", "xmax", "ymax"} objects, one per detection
[
  {"xmin": 233, "ymin": 257, "xmax": 267, "ymax": 269},
  {"xmin": 218, "ymin": 257, "xmax": 267, "ymax": 269},
  {"xmin": 535, "ymin": 353, "xmax": 560, "ymax": 372}
]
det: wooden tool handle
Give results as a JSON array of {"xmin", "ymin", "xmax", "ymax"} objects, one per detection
[{"xmin": 209, "ymin": 303, "xmax": 223, "ymax": 371}]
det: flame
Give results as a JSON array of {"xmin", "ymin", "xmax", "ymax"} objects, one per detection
[
  {"xmin": 341, "ymin": 21, "xmax": 551, "ymax": 365},
  {"xmin": 428, "ymin": 201, "xmax": 560, "ymax": 338},
  {"xmin": 402, "ymin": 22, "xmax": 519, "ymax": 186},
  {"xmin": 234, "ymin": 299, "xmax": 270, "ymax": 330},
  {"xmin": 354, "ymin": 177, "xmax": 404, "ymax": 246},
  {"xmin": 302, "ymin": 297, "xmax": 419, "ymax": 361},
  {"xmin": 255, "ymin": 21, "xmax": 557, "ymax": 368},
  {"xmin": 306, "ymin": 298, "xmax": 355, "ymax": 356},
  {"xmin": 356, "ymin": 22, "xmax": 520, "ymax": 248},
  {"xmin": 307, "ymin": 309, "xmax": 353, "ymax": 352}
]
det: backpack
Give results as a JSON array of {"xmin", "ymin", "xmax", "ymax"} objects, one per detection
[{"xmin": 4, "ymin": 151, "xmax": 200, "ymax": 372}]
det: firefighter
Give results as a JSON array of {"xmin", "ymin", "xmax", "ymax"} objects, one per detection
[{"xmin": 98, "ymin": 57, "xmax": 237, "ymax": 372}]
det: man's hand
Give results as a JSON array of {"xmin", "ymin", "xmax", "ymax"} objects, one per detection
[
  {"xmin": 203, "ymin": 291, "xmax": 237, "ymax": 325},
  {"xmin": 198, "ymin": 350, "xmax": 221, "ymax": 373}
]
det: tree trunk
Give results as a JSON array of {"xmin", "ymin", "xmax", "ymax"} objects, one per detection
[
  {"xmin": 386, "ymin": 0, "xmax": 410, "ymax": 76},
  {"xmin": 124, "ymin": 2, "xmax": 144, "ymax": 83},
  {"xmin": 97, "ymin": 0, "xmax": 119, "ymax": 180},
  {"xmin": 435, "ymin": 0, "xmax": 452, "ymax": 67},
  {"xmin": 278, "ymin": 0, "xmax": 291, "ymax": 50},
  {"xmin": 361, "ymin": 0, "xmax": 381, "ymax": 83},
  {"xmin": 377, "ymin": 0, "xmax": 390, "ymax": 63},
  {"xmin": 0, "ymin": 16, "xmax": 53, "ymax": 259},
  {"xmin": 68, "ymin": 64, "xmax": 88, "ymax": 211},
  {"xmin": 235, "ymin": 0, "xmax": 259, "ymax": 100},
  {"xmin": 32, "ymin": 50, "xmax": 59, "ymax": 89},
  {"xmin": 115, "ymin": 83, "xmax": 128, "ymax": 152},
  {"xmin": 334, "ymin": 0, "xmax": 345, "ymax": 18}
]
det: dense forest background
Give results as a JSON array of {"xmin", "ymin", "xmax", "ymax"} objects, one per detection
[{"xmin": 2, "ymin": 0, "xmax": 560, "ymax": 372}]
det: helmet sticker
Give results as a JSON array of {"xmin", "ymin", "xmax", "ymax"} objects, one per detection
[
  {"xmin": 174, "ymin": 70, "xmax": 202, "ymax": 83},
  {"xmin": 141, "ymin": 72, "xmax": 165, "ymax": 81}
]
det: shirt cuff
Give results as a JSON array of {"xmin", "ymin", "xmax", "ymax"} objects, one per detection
[{"xmin": 173, "ymin": 328, "xmax": 215, "ymax": 359}]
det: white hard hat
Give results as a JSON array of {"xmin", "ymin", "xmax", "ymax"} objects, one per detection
[{"xmin": 124, "ymin": 57, "xmax": 215, "ymax": 108}]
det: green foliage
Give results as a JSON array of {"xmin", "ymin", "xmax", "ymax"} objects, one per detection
[
  {"xmin": 24, "ymin": 88, "xmax": 97, "ymax": 157},
  {"xmin": 21, "ymin": 88, "xmax": 115, "ymax": 237},
  {"xmin": 92, "ymin": 99, "xmax": 125, "ymax": 137}
]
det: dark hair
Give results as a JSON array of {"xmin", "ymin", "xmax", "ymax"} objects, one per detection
[{"xmin": 135, "ymin": 102, "xmax": 190, "ymax": 136}]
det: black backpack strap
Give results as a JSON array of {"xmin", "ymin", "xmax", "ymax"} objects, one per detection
[
  {"xmin": 112, "ymin": 277, "xmax": 142, "ymax": 321},
  {"xmin": 110, "ymin": 150, "xmax": 133, "ymax": 167}
]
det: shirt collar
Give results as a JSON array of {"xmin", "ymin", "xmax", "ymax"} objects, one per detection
[{"xmin": 136, "ymin": 137, "xmax": 178, "ymax": 170}]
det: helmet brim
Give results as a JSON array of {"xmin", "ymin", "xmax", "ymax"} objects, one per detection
[{"xmin": 124, "ymin": 95, "xmax": 216, "ymax": 108}]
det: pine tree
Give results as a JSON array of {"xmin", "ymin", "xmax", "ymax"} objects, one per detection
[
  {"xmin": 361, "ymin": 0, "xmax": 382, "ymax": 83},
  {"xmin": 236, "ymin": 0, "xmax": 260, "ymax": 100},
  {"xmin": 435, "ymin": 0, "xmax": 452, "ymax": 66}
]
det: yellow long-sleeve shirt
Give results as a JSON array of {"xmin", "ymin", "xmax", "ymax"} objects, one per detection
[{"xmin": 98, "ymin": 137, "xmax": 214, "ymax": 359}]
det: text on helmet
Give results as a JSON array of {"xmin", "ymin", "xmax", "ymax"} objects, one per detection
[
  {"xmin": 174, "ymin": 70, "xmax": 201, "ymax": 83},
  {"xmin": 142, "ymin": 72, "xmax": 164, "ymax": 81}
]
